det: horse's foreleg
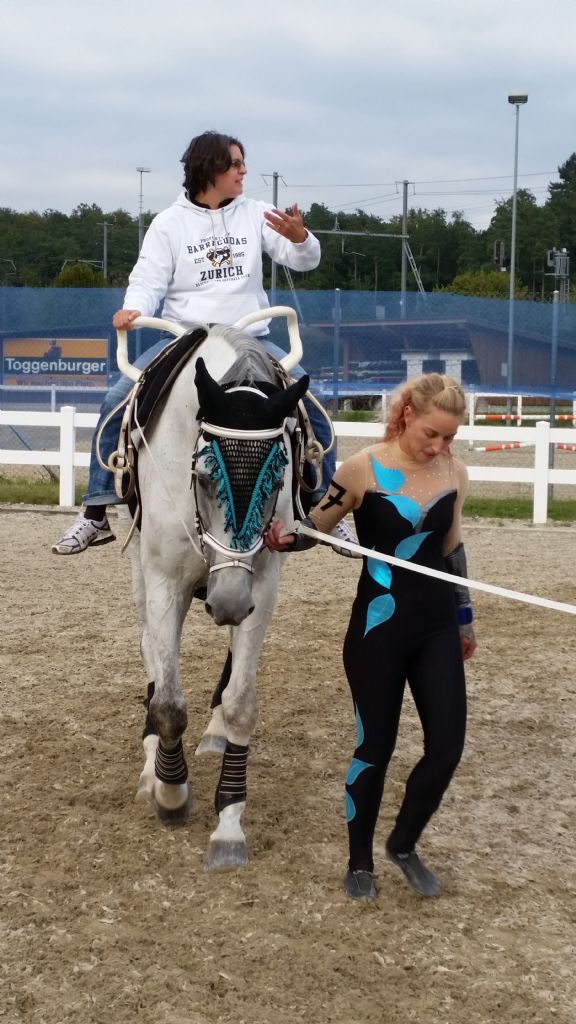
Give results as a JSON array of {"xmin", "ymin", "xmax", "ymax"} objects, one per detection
[
  {"xmin": 135, "ymin": 682, "xmax": 191, "ymax": 822},
  {"xmin": 136, "ymin": 567, "xmax": 194, "ymax": 824},
  {"xmin": 204, "ymin": 565, "xmax": 279, "ymax": 869},
  {"xmin": 196, "ymin": 643, "xmax": 251, "ymax": 865},
  {"xmin": 131, "ymin": 544, "xmax": 167, "ymax": 809},
  {"xmin": 130, "ymin": 534, "xmax": 156, "ymax": 684},
  {"xmin": 135, "ymin": 682, "xmax": 158, "ymax": 803},
  {"xmin": 205, "ymin": 736, "xmax": 251, "ymax": 869},
  {"xmin": 195, "ymin": 646, "xmax": 232, "ymax": 756}
]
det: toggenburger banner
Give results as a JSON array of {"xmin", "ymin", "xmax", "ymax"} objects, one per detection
[{"xmin": 2, "ymin": 337, "xmax": 109, "ymax": 385}]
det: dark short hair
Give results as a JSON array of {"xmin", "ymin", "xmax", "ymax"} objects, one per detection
[{"xmin": 181, "ymin": 131, "xmax": 245, "ymax": 198}]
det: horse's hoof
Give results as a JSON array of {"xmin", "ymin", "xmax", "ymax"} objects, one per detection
[
  {"xmin": 195, "ymin": 734, "xmax": 227, "ymax": 756},
  {"xmin": 203, "ymin": 839, "xmax": 249, "ymax": 871},
  {"xmin": 151, "ymin": 789, "xmax": 193, "ymax": 827}
]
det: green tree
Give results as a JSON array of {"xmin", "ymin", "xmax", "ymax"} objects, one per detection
[
  {"xmin": 304, "ymin": 204, "xmax": 405, "ymax": 291},
  {"xmin": 486, "ymin": 189, "xmax": 559, "ymax": 298},
  {"xmin": 5, "ymin": 161, "xmax": 576, "ymax": 295},
  {"xmin": 547, "ymin": 153, "xmax": 576, "ymax": 260},
  {"xmin": 53, "ymin": 262, "xmax": 104, "ymax": 287},
  {"xmin": 396, "ymin": 208, "xmax": 483, "ymax": 290},
  {"xmin": 439, "ymin": 269, "xmax": 528, "ymax": 299},
  {"xmin": 0, "ymin": 204, "xmax": 141, "ymax": 286}
]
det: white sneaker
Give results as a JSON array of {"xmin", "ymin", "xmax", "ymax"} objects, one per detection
[
  {"xmin": 330, "ymin": 519, "xmax": 362, "ymax": 558},
  {"xmin": 51, "ymin": 514, "xmax": 115, "ymax": 555}
]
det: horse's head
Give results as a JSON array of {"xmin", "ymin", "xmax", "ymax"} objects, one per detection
[{"xmin": 192, "ymin": 355, "xmax": 309, "ymax": 626}]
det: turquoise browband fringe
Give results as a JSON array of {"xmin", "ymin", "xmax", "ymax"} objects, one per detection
[{"xmin": 202, "ymin": 439, "xmax": 288, "ymax": 551}]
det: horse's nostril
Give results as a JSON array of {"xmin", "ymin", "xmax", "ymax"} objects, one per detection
[{"xmin": 248, "ymin": 605, "xmax": 255, "ymax": 616}]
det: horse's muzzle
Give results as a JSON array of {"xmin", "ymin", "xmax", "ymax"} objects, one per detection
[{"xmin": 204, "ymin": 600, "xmax": 255, "ymax": 626}]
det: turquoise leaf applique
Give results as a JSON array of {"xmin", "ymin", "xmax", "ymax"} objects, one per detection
[
  {"xmin": 382, "ymin": 493, "xmax": 421, "ymax": 527},
  {"xmin": 345, "ymin": 792, "xmax": 356, "ymax": 822},
  {"xmin": 346, "ymin": 757, "xmax": 373, "ymax": 787},
  {"xmin": 367, "ymin": 554, "xmax": 392, "ymax": 589},
  {"xmin": 364, "ymin": 593, "xmax": 396, "ymax": 636},
  {"xmin": 370, "ymin": 456, "xmax": 405, "ymax": 494},
  {"xmin": 345, "ymin": 756, "xmax": 374, "ymax": 821},
  {"xmin": 394, "ymin": 531, "xmax": 432, "ymax": 561},
  {"xmin": 354, "ymin": 705, "xmax": 365, "ymax": 747}
]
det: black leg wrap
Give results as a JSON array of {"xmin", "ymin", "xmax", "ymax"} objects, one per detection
[
  {"xmin": 210, "ymin": 649, "xmax": 233, "ymax": 710},
  {"xmin": 215, "ymin": 742, "xmax": 249, "ymax": 812},
  {"xmin": 155, "ymin": 739, "xmax": 188, "ymax": 785},
  {"xmin": 142, "ymin": 681, "xmax": 156, "ymax": 739}
]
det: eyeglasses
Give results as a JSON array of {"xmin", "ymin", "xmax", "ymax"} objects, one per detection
[{"xmin": 230, "ymin": 159, "xmax": 246, "ymax": 170}]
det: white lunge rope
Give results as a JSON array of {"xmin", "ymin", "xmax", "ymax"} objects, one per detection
[{"xmin": 293, "ymin": 523, "xmax": 576, "ymax": 617}]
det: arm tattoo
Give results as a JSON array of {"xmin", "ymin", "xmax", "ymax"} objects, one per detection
[{"xmin": 318, "ymin": 481, "xmax": 347, "ymax": 511}]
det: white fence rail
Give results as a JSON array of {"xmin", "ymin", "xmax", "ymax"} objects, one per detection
[{"xmin": 1, "ymin": 407, "xmax": 576, "ymax": 523}]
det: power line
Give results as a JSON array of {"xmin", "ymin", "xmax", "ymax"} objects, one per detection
[
  {"xmin": 413, "ymin": 186, "xmax": 551, "ymax": 197},
  {"xmin": 283, "ymin": 170, "xmax": 559, "ymax": 189},
  {"xmin": 412, "ymin": 171, "xmax": 558, "ymax": 185}
]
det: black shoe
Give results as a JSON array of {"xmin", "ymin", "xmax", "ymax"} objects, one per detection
[
  {"xmin": 385, "ymin": 845, "xmax": 440, "ymax": 897},
  {"xmin": 343, "ymin": 869, "xmax": 377, "ymax": 900}
]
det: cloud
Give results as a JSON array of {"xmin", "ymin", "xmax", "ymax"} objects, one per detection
[{"xmin": 2, "ymin": 0, "xmax": 574, "ymax": 229}]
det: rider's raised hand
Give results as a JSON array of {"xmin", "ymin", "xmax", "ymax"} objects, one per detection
[{"xmin": 263, "ymin": 204, "xmax": 308, "ymax": 244}]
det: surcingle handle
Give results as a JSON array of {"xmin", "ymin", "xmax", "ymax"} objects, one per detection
[
  {"xmin": 116, "ymin": 316, "xmax": 183, "ymax": 382},
  {"xmin": 233, "ymin": 306, "xmax": 303, "ymax": 372}
]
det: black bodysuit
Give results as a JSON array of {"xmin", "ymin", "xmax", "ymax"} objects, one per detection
[{"xmin": 341, "ymin": 452, "xmax": 466, "ymax": 872}]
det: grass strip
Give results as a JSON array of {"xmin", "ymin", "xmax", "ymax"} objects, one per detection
[{"xmin": 1, "ymin": 476, "xmax": 574, "ymax": 522}]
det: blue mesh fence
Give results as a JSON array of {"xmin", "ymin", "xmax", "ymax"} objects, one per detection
[{"xmin": 1, "ymin": 287, "xmax": 576, "ymax": 409}]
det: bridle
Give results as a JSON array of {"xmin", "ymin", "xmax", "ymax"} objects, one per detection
[{"xmin": 191, "ymin": 386, "xmax": 291, "ymax": 576}]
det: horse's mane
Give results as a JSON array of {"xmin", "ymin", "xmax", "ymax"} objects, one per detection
[{"xmin": 208, "ymin": 325, "xmax": 276, "ymax": 387}]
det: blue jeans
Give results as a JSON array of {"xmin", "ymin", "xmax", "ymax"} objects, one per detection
[{"xmin": 83, "ymin": 336, "xmax": 336, "ymax": 506}]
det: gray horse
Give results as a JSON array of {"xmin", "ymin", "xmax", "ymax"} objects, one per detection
[{"xmin": 122, "ymin": 317, "xmax": 308, "ymax": 869}]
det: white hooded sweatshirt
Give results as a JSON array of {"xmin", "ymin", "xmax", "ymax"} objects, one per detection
[{"xmin": 123, "ymin": 192, "xmax": 321, "ymax": 336}]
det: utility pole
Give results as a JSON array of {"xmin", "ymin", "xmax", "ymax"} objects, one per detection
[
  {"xmin": 98, "ymin": 222, "xmax": 111, "ymax": 280},
  {"xmin": 400, "ymin": 180, "xmax": 409, "ymax": 318},
  {"xmin": 136, "ymin": 167, "xmax": 151, "ymax": 251},
  {"xmin": 262, "ymin": 171, "xmax": 281, "ymax": 303}
]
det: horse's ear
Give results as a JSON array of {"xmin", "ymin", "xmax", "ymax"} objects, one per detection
[
  {"xmin": 195, "ymin": 356, "xmax": 227, "ymax": 418},
  {"xmin": 266, "ymin": 374, "xmax": 310, "ymax": 422}
]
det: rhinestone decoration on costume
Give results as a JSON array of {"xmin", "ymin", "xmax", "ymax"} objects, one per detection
[{"xmin": 200, "ymin": 435, "xmax": 288, "ymax": 551}]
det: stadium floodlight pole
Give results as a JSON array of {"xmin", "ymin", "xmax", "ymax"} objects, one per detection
[
  {"xmin": 506, "ymin": 94, "xmax": 528, "ymax": 392},
  {"xmin": 137, "ymin": 167, "xmax": 151, "ymax": 252}
]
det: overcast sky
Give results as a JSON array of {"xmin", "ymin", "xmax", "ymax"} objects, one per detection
[{"xmin": 2, "ymin": 0, "xmax": 575, "ymax": 231}]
